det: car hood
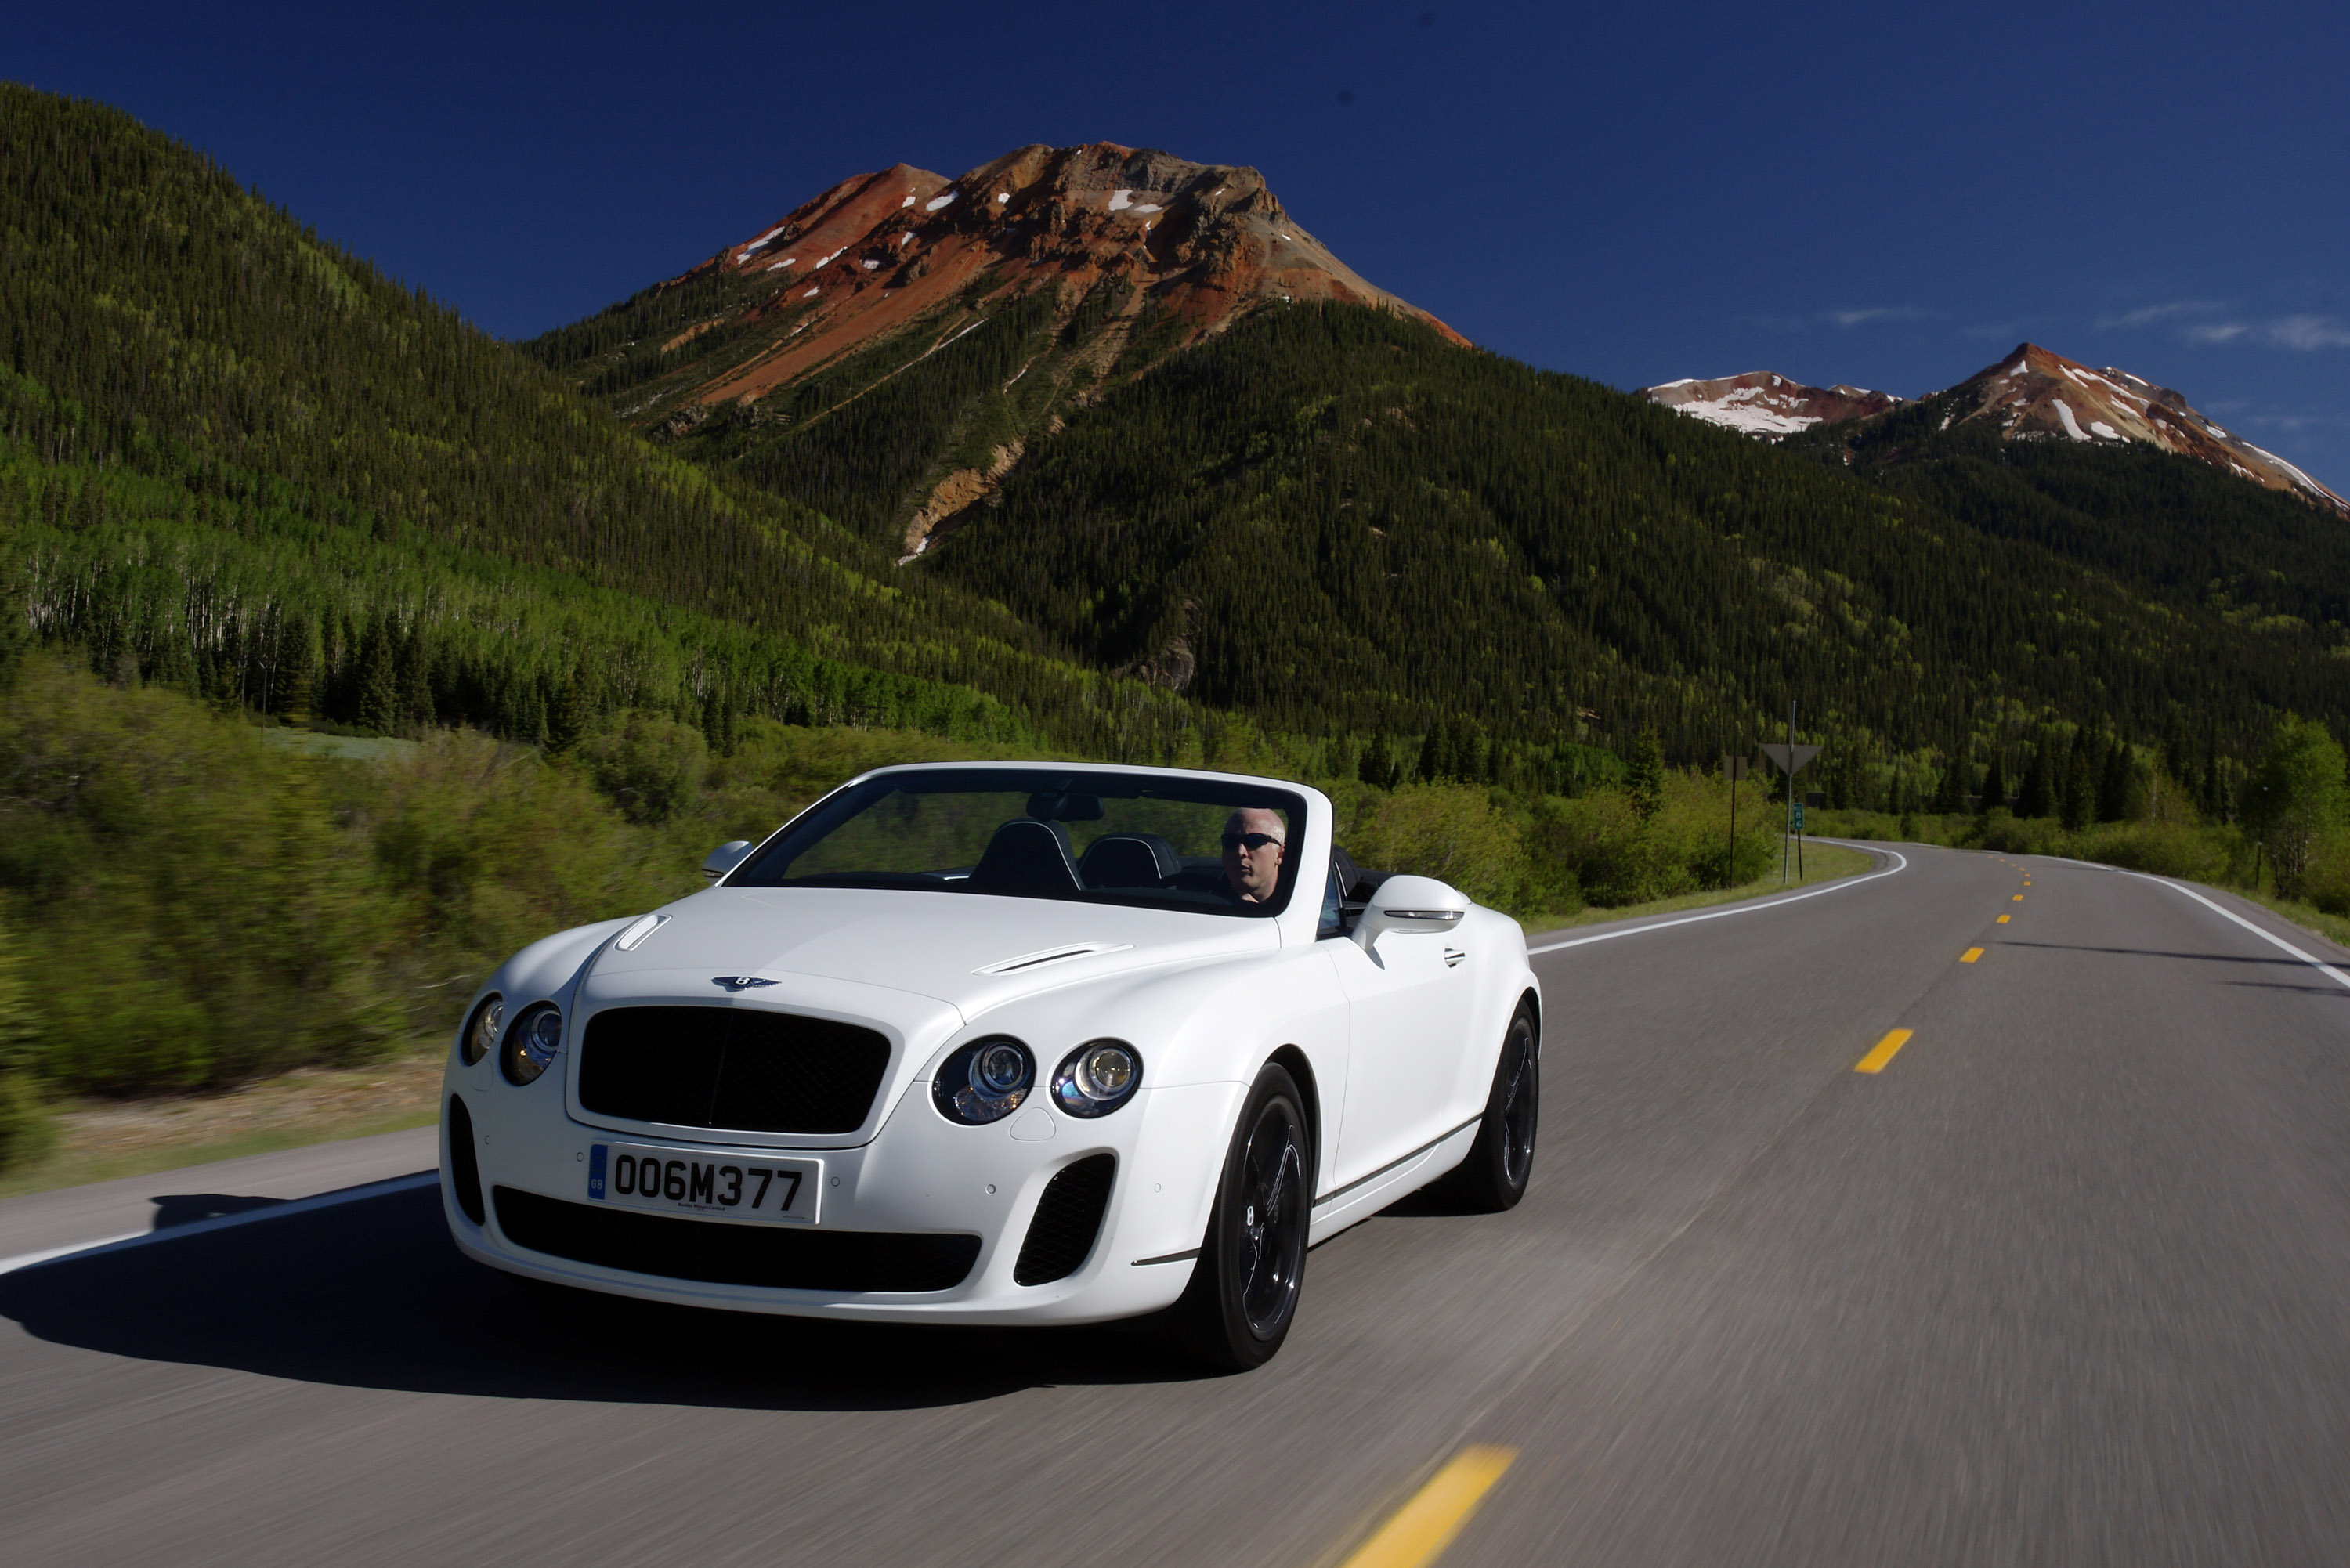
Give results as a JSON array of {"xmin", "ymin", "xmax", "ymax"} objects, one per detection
[{"xmin": 598, "ymin": 886, "xmax": 1274, "ymax": 1009}]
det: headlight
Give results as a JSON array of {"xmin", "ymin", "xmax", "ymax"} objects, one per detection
[
  {"xmin": 501, "ymin": 1003, "xmax": 563, "ymax": 1086},
  {"xmin": 1051, "ymin": 1039, "xmax": 1142, "ymax": 1117},
  {"xmin": 460, "ymin": 993, "xmax": 502, "ymax": 1067},
  {"xmin": 934, "ymin": 1036, "xmax": 1034, "ymax": 1124}
]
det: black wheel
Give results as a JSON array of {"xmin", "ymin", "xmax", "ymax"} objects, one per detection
[
  {"xmin": 1170, "ymin": 1064, "xmax": 1314, "ymax": 1371},
  {"xmin": 1444, "ymin": 1002, "xmax": 1538, "ymax": 1212}
]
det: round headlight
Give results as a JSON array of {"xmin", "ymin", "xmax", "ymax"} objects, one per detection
[
  {"xmin": 1052, "ymin": 1039, "xmax": 1142, "ymax": 1117},
  {"xmin": 934, "ymin": 1037, "xmax": 1033, "ymax": 1125},
  {"xmin": 460, "ymin": 993, "xmax": 502, "ymax": 1067},
  {"xmin": 501, "ymin": 1003, "xmax": 563, "ymax": 1086}
]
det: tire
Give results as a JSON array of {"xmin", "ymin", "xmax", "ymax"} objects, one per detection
[
  {"xmin": 1169, "ymin": 1064, "xmax": 1314, "ymax": 1371},
  {"xmin": 1444, "ymin": 1002, "xmax": 1538, "ymax": 1212}
]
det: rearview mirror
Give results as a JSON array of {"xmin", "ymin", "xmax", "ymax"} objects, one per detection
[
  {"xmin": 702, "ymin": 840, "xmax": 754, "ymax": 880},
  {"xmin": 1354, "ymin": 874, "xmax": 1469, "ymax": 949}
]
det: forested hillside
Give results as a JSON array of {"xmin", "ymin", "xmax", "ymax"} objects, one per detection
[
  {"xmin": 909, "ymin": 305, "xmax": 2350, "ymax": 776},
  {"xmin": 0, "ymin": 87, "xmax": 1202, "ymax": 759}
]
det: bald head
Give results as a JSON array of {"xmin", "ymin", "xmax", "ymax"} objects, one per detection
[{"xmin": 1222, "ymin": 807, "xmax": 1287, "ymax": 903}]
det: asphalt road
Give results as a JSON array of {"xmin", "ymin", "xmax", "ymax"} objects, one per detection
[{"xmin": 4, "ymin": 844, "xmax": 2347, "ymax": 1567}]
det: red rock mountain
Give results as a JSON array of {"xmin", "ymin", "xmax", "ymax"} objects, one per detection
[
  {"xmin": 624, "ymin": 143, "xmax": 1459, "ymax": 412},
  {"xmin": 1641, "ymin": 372, "xmax": 1903, "ymax": 439},
  {"xmin": 1936, "ymin": 344, "xmax": 2347, "ymax": 515},
  {"xmin": 1643, "ymin": 345, "xmax": 2347, "ymax": 517}
]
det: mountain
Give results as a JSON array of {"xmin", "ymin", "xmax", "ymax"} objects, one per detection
[
  {"xmin": 1920, "ymin": 344, "xmax": 2348, "ymax": 517},
  {"xmin": 916, "ymin": 304, "xmax": 2350, "ymax": 760},
  {"xmin": 1645, "ymin": 345, "xmax": 2348, "ymax": 518},
  {"xmin": 0, "ymin": 86, "xmax": 1201, "ymax": 758},
  {"xmin": 527, "ymin": 143, "xmax": 1460, "ymax": 557},
  {"xmin": 1643, "ymin": 372, "xmax": 1904, "ymax": 439}
]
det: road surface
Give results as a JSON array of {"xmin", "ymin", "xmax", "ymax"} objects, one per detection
[{"xmin": 4, "ymin": 844, "xmax": 2346, "ymax": 1566}]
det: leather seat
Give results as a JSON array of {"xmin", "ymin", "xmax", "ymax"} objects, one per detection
[
  {"xmin": 969, "ymin": 819, "xmax": 1082, "ymax": 895},
  {"xmin": 1079, "ymin": 832, "xmax": 1181, "ymax": 890}
]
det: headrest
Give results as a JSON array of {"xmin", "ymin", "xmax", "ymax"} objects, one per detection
[
  {"xmin": 1079, "ymin": 832, "xmax": 1181, "ymax": 889},
  {"xmin": 970, "ymin": 818, "xmax": 1081, "ymax": 895}
]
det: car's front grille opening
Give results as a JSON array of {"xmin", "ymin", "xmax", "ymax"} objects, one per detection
[
  {"xmin": 577, "ymin": 1006, "xmax": 892, "ymax": 1134},
  {"xmin": 492, "ymin": 1187, "xmax": 981, "ymax": 1293},
  {"xmin": 1014, "ymin": 1154, "xmax": 1116, "ymax": 1286},
  {"xmin": 446, "ymin": 1094, "xmax": 486, "ymax": 1226}
]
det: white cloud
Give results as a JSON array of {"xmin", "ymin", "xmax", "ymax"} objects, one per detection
[
  {"xmin": 2180, "ymin": 314, "xmax": 2350, "ymax": 350},
  {"xmin": 1825, "ymin": 305, "xmax": 1921, "ymax": 328},
  {"xmin": 2097, "ymin": 299, "xmax": 2229, "ymax": 330},
  {"xmin": 2265, "ymin": 315, "xmax": 2350, "ymax": 350}
]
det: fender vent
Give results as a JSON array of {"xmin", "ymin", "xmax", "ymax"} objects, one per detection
[
  {"xmin": 446, "ymin": 1094, "xmax": 486, "ymax": 1226},
  {"xmin": 1014, "ymin": 1153, "xmax": 1116, "ymax": 1286}
]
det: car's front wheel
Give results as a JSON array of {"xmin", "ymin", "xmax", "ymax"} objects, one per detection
[
  {"xmin": 1444, "ymin": 1001, "xmax": 1538, "ymax": 1212},
  {"xmin": 1170, "ymin": 1063, "xmax": 1314, "ymax": 1371}
]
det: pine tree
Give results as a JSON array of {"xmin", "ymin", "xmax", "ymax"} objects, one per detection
[
  {"xmin": 1627, "ymin": 728, "xmax": 1666, "ymax": 818},
  {"xmin": 1979, "ymin": 750, "xmax": 2007, "ymax": 815},
  {"xmin": 354, "ymin": 616, "xmax": 401, "ymax": 736},
  {"xmin": 2016, "ymin": 739, "xmax": 2054, "ymax": 818},
  {"xmin": 2061, "ymin": 733, "xmax": 2096, "ymax": 830},
  {"xmin": 2098, "ymin": 735, "xmax": 2133, "ymax": 822}
]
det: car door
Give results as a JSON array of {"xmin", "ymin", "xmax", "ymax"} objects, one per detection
[{"xmin": 1322, "ymin": 905, "xmax": 1470, "ymax": 1188}]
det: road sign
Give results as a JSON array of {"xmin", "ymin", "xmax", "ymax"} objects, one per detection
[
  {"xmin": 1723, "ymin": 754, "xmax": 1751, "ymax": 780},
  {"xmin": 1756, "ymin": 743, "xmax": 1823, "ymax": 776},
  {"xmin": 1791, "ymin": 803, "xmax": 1806, "ymax": 833}
]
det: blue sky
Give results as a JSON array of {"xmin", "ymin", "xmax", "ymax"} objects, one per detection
[{"xmin": 16, "ymin": 0, "xmax": 2350, "ymax": 490}]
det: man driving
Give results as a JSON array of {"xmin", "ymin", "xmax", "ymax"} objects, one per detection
[{"xmin": 1221, "ymin": 807, "xmax": 1287, "ymax": 904}]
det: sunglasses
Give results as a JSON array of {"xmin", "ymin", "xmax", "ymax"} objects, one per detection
[{"xmin": 1222, "ymin": 832, "xmax": 1285, "ymax": 852}]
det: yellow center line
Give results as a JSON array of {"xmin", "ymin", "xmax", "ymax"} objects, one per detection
[
  {"xmin": 1997, "ymin": 914, "xmax": 2010, "ymax": 923},
  {"xmin": 1854, "ymin": 1028, "xmax": 1914, "ymax": 1074},
  {"xmin": 1337, "ymin": 1446, "xmax": 1517, "ymax": 1568},
  {"xmin": 2012, "ymin": 894, "xmax": 2024, "ymax": 901},
  {"xmin": 1961, "ymin": 947, "xmax": 1983, "ymax": 963}
]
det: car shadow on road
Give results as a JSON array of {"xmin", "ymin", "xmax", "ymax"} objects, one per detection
[{"xmin": 0, "ymin": 1184, "xmax": 1208, "ymax": 1410}]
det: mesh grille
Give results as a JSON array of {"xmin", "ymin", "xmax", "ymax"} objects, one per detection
[
  {"xmin": 578, "ymin": 1006, "xmax": 891, "ymax": 1134},
  {"xmin": 493, "ymin": 1187, "xmax": 979, "ymax": 1293},
  {"xmin": 1014, "ymin": 1154, "xmax": 1116, "ymax": 1286}
]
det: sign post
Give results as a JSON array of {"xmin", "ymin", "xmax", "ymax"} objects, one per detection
[
  {"xmin": 1723, "ymin": 753, "xmax": 1750, "ymax": 887},
  {"xmin": 1755, "ymin": 704, "xmax": 1822, "ymax": 885}
]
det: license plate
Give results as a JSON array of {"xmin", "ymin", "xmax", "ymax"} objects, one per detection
[{"xmin": 588, "ymin": 1143, "xmax": 821, "ymax": 1225}]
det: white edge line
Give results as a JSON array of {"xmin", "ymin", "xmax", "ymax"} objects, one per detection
[
  {"xmin": 0, "ymin": 1170, "xmax": 440, "ymax": 1277},
  {"xmin": 2069, "ymin": 858, "xmax": 2350, "ymax": 992},
  {"xmin": 1528, "ymin": 843, "xmax": 1908, "ymax": 956}
]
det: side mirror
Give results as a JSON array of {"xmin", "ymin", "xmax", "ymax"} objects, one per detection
[
  {"xmin": 1353, "ymin": 874, "xmax": 1469, "ymax": 949},
  {"xmin": 702, "ymin": 840, "xmax": 755, "ymax": 881}
]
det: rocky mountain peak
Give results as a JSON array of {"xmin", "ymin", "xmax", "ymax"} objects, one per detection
[{"xmin": 1641, "ymin": 372, "xmax": 1904, "ymax": 439}]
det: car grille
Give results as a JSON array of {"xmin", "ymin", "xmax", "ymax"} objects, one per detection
[
  {"xmin": 493, "ymin": 1187, "xmax": 981, "ymax": 1293},
  {"xmin": 1013, "ymin": 1154, "xmax": 1117, "ymax": 1286},
  {"xmin": 577, "ymin": 1006, "xmax": 892, "ymax": 1134}
]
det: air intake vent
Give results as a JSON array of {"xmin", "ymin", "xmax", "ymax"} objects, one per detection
[
  {"xmin": 493, "ymin": 1188, "xmax": 978, "ymax": 1293},
  {"xmin": 579, "ymin": 1006, "xmax": 891, "ymax": 1134},
  {"xmin": 446, "ymin": 1095, "xmax": 485, "ymax": 1226},
  {"xmin": 1014, "ymin": 1154, "xmax": 1116, "ymax": 1286}
]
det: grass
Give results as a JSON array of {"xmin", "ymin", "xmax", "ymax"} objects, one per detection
[
  {"xmin": 1524, "ymin": 839, "xmax": 1875, "ymax": 941},
  {"xmin": 0, "ymin": 1041, "xmax": 445, "ymax": 1199}
]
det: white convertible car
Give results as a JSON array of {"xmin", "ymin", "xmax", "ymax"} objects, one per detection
[{"xmin": 439, "ymin": 762, "xmax": 1539, "ymax": 1368}]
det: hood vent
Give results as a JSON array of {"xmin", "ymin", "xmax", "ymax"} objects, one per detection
[{"xmin": 973, "ymin": 942, "xmax": 1133, "ymax": 977}]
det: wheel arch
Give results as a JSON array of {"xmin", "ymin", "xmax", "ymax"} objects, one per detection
[{"xmin": 1264, "ymin": 1043, "xmax": 1323, "ymax": 1190}]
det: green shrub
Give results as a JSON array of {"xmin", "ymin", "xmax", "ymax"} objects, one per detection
[{"xmin": 577, "ymin": 711, "xmax": 710, "ymax": 825}]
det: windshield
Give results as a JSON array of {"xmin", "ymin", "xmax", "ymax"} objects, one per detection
[{"xmin": 728, "ymin": 769, "xmax": 1307, "ymax": 917}]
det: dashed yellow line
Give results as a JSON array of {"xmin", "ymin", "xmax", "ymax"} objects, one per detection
[
  {"xmin": 1854, "ymin": 1028, "xmax": 1914, "ymax": 1074},
  {"xmin": 2012, "ymin": 894, "xmax": 2024, "ymax": 901},
  {"xmin": 1961, "ymin": 947, "xmax": 1984, "ymax": 963},
  {"xmin": 1997, "ymin": 914, "xmax": 2011, "ymax": 923},
  {"xmin": 1337, "ymin": 1447, "xmax": 1517, "ymax": 1568}
]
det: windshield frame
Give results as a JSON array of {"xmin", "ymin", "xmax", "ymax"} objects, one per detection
[{"xmin": 723, "ymin": 765, "xmax": 1313, "ymax": 919}]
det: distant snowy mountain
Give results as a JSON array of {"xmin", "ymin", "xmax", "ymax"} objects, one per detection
[
  {"xmin": 1643, "ymin": 347, "xmax": 2347, "ymax": 517},
  {"xmin": 1640, "ymin": 372, "xmax": 1903, "ymax": 439}
]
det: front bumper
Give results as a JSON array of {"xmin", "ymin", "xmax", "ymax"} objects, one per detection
[{"xmin": 440, "ymin": 1053, "xmax": 1243, "ymax": 1325}]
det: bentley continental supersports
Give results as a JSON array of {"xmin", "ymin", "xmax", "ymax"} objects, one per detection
[{"xmin": 439, "ymin": 762, "xmax": 1540, "ymax": 1368}]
